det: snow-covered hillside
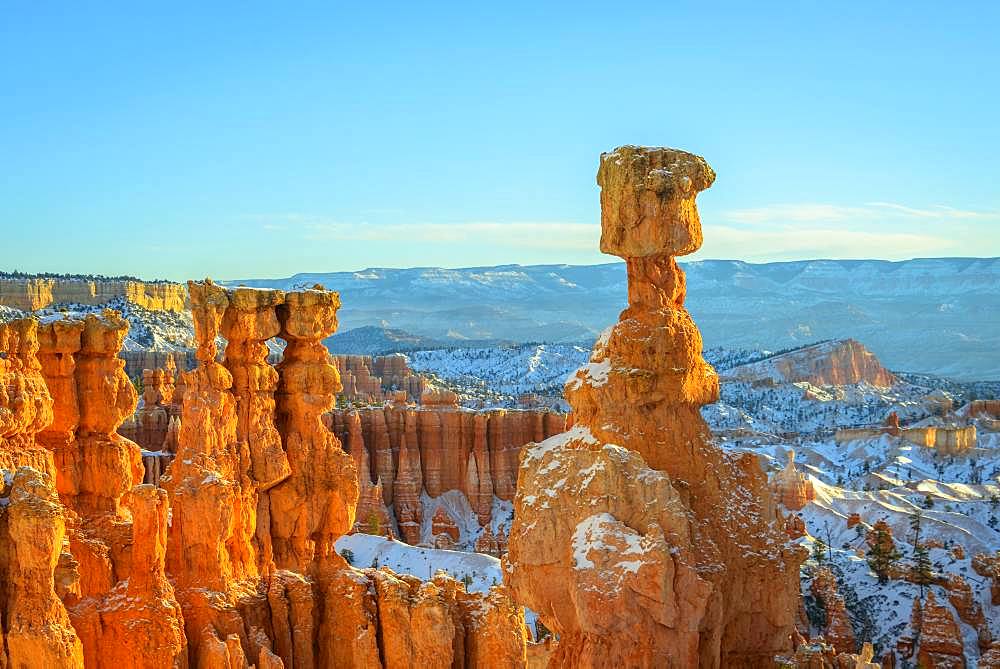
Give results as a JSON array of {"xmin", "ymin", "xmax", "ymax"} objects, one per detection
[
  {"xmin": 334, "ymin": 533, "xmax": 503, "ymax": 593},
  {"xmin": 733, "ymin": 426, "xmax": 1000, "ymax": 664},
  {"xmin": 406, "ymin": 344, "xmax": 590, "ymax": 406}
]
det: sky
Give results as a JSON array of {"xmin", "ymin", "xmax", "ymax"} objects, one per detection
[{"xmin": 2, "ymin": 2, "xmax": 998, "ymax": 281}]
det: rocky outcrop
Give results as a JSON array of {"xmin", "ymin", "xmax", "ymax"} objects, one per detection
[
  {"xmin": 0, "ymin": 277, "xmax": 188, "ymax": 313},
  {"xmin": 118, "ymin": 355, "xmax": 182, "ymax": 485},
  {"xmin": 835, "ymin": 422, "xmax": 977, "ymax": 455},
  {"xmin": 778, "ymin": 641, "xmax": 880, "ymax": 668},
  {"xmin": 0, "ymin": 467, "xmax": 85, "ymax": 669},
  {"xmin": 2, "ymin": 283, "xmax": 529, "ymax": 668},
  {"xmin": 945, "ymin": 574, "xmax": 990, "ymax": 651},
  {"xmin": 728, "ymin": 339, "xmax": 897, "ymax": 388},
  {"xmin": 119, "ymin": 350, "xmax": 196, "ymax": 381},
  {"xmin": 34, "ymin": 312, "xmax": 186, "ymax": 669},
  {"xmin": 432, "ymin": 507, "xmax": 460, "ymax": 547},
  {"xmin": 507, "ymin": 146, "xmax": 803, "ymax": 668},
  {"xmin": 0, "ymin": 318, "xmax": 55, "ymax": 477},
  {"xmin": 809, "ymin": 567, "xmax": 855, "ymax": 655},
  {"xmin": 328, "ymin": 403, "xmax": 567, "ymax": 546},
  {"xmin": 899, "ymin": 424, "xmax": 976, "ymax": 454},
  {"xmin": 770, "ymin": 450, "xmax": 815, "ymax": 511},
  {"xmin": 973, "ymin": 552, "xmax": 1000, "ymax": 605},
  {"xmin": 333, "ymin": 354, "xmax": 425, "ymax": 404},
  {"xmin": 915, "ymin": 591, "xmax": 966, "ymax": 668},
  {"xmin": 964, "ymin": 400, "xmax": 1000, "ymax": 419}
]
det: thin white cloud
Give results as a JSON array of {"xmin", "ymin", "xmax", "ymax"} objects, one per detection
[
  {"xmin": 697, "ymin": 225, "xmax": 954, "ymax": 261},
  {"xmin": 302, "ymin": 220, "xmax": 599, "ymax": 250},
  {"xmin": 248, "ymin": 202, "xmax": 996, "ymax": 264},
  {"xmin": 723, "ymin": 202, "xmax": 1000, "ymax": 226}
]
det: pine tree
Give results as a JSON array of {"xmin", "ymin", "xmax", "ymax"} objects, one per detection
[
  {"xmin": 866, "ymin": 522, "xmax": 901, "ymax": 585},
  {"xmin": 909, "ymin": 509, "xmax": 928, "ymax": 550},
  {"xmin": 812, "ymin": 538, "xmax": 828, "ymax": 565},
  {"xmin": 923, "ymin": 494, "xmax": 934, "ymax": 509},
  {"xmin": 911, "ymin": 543, "xmax": 934, "ymax": 599}
]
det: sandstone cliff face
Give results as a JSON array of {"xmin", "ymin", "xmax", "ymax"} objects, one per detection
[
  {"xmin": 729, "ymin": 339, "xmax": 898, "ymax": 388},
  {"xmin": 507, "ymin": 146, "xmax": 803, "ymax": 668},
  {"xmin": 328, "ymin": 400, "xmax": 566, "ymax": 547},
  {"xmin": 0, "ymin": 278, "xmax": 187, "ymax": 313}
]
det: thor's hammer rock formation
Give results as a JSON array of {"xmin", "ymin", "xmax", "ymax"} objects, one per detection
[{"xmin": 506, "ymin": 146, "xmax": 804, "ymax": 668}]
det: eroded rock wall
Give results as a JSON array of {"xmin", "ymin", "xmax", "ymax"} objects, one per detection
[
  {"xmin": 333, "ymin": 353, "xmax": 425, "ymax": 404},
  {"xmin": 328, "ymin": 400, "xmax": 566, "ymax": 544}
]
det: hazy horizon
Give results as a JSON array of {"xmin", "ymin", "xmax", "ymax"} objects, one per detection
[{"xmin": 5, "ymin": 254, "xmax": 1000, "ymax": 285}]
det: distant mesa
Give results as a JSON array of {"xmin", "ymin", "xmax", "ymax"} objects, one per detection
[
  {"xmin": 0, "ymin": 273, "xmax": 187, "ymax": 312},
  {"xmin": 725, "ymin": 338, "xmax": 898, "ymax": 388}
]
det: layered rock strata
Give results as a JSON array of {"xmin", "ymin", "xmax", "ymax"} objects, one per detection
[
  {"xmin": 809, "ymin": 567, "xmax": 856, "ymax": 655},
  {"xmin": 727, "ymin": 339, "xmax": 897, "ymax": 388},
  {"xmin": 507, "ymin": 146, "xmax": 803, "ymax": 668},
  {"xmin": 914, "ymin": 592, "xmax": 966, "ymax": 668},
  {"xmin": 0, "ymin": 277, "xmax": 188, "ymax": 313}
]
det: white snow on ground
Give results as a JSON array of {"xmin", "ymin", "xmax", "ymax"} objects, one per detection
[
  {"xmin": 728, "ymin": 423, "xmax": 1000, "ymax": 664},
  {"xmin": 0, "ymin": 297, "xmax": 195, "ymax": 353},
  {"xmin": 406, "ymin": 344, "xmax": 589, "ymax": 406},
  {"xmin": 334, "ymin": 533, "xmax": 504, "ymax": 593},
  {"xmin": 333, "ymin": 532, "xmax": 541, "ymax": 638}
]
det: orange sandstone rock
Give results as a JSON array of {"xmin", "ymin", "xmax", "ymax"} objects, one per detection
[
  {"xmin": 432, "ymin": 506, "xmax": 460, "ymax": 543},
  {"xmin": 771, "ymin": 450, "xmax": 816, "ymax": 511},
  {"xmin": 507, "ymin": 146, "xmax": 803, "ymax": 668},
  {"xmin": 946, "ymin": 574, "xmax": 990, "ymax": 651},
  {"xmin": 2, "ymin": 280, "xmax": 530, "ymax": 668},
  {"xmin": 810, "ymin": 567, "xmax": 856, "ymax": 655},
  {"xmin": 0, "ymin": 318, "xmax": 56, "ymax": 476},
  {"xmin": 916, "ymin": 591, "xmax": 966, "ymax": 668},
  {"xmin": 0, "ymin": 467, "xmax": 84, "ymax": 669},
  {"xmin": 269, "ymin": 287, "xmax": 358, "ymax": 571}
]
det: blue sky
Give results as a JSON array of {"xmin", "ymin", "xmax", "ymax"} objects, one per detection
[{"xmin": 2, "ymin": 2, "xmax": 998, "ymax": 280}]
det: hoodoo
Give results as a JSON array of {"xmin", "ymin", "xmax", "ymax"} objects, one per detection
[
  {"xmin": 506, "ymin": 146, "xmax": 804, "ymax": 668},
  {"xmin": 1, "ymin": 284, "xmax": 528, "ymax": 668}
]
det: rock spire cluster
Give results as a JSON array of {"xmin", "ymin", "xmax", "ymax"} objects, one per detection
[
  {"xmin": 327, "ymin": 402, "xmax": 566, "ymax": 546},
  {"xmin": 1, "ymin": 283, "xmax": 527, "ymax": 668},
  {"xmin": 506, "ymin": 146, "xmax": 804, "ymax": 668}
]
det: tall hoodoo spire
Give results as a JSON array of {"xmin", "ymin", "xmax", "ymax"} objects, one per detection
[{"xmin": 507, "ymin": 146, "xmax": 803, "ymax": 668}]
